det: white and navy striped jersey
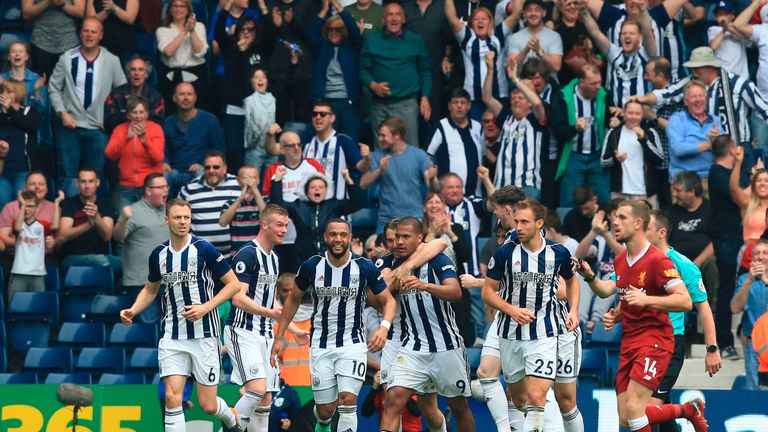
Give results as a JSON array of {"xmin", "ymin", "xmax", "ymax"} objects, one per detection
[
  {"xmin": 486, "ymin": 235, "xmax": 574, "ymax": 340},
  {"xmin": 396, "ymin": 253, "xmax": 464, "ymax": 353},
  {"xmin": 296, "ymin": 253, "xmax": 386, "ymax": 349},
  {"xmin": 652, "ymin": 72, "xmax": 768, "ymax": 146},
  {"xmin": 69, "ymin": 47, "xmax": 104, "ymax": 109},
  {"xmin": 303, "ymin": 131, "xmax": 362, "ymax": 201},
  {"xmin": 456, "ymin": 24, "xmax": 511, "ymax": 101},
  {"xmin": 374, "ymin": 254, "xmax": 405, "ymax": 344},
  {"xmin": 571, "ymin": 87, "xmax": 601, "ymax": 155},
  {"xmin": 427, "ymin": 118, "xmax": 484, "ymax": 197},
  {"xmin": 178, "ymin": 174, "xmax": 241, "ymax": 254},
  {"xmin": 605, "ymin": 44, "xmax": 650, "ymax": 108},
  {"xmin": 448, "ymin": 196, "xmax": 488, "ymax": 276},
  {"xmin": 495, "ymin": 109, "xmax": 546, "ymax": 190},
  {"xmin": 227, "ymin": 239, "xmax": 280, "ymax": 337},
  {"xmin": 148, "ymin": 235, "xmax": 231, "ymax": 340}
]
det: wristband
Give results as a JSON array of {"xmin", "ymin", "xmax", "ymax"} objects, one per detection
[
  {"xmin": 380, "ymin": 320, "xmax": 392, "ymax": 330},
  {"xmin": 583, "ymin": 273, "xmax": 595, "ymax": 283}
]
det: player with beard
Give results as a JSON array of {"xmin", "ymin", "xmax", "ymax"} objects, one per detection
[{"xmin": 273, "ymin": 219, "xmax": 396, "ymax": 432}]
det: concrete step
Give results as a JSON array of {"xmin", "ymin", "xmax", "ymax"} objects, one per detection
[{"xmin": 675, "ymin": 343, "xmax": 745, "ymax": 390}]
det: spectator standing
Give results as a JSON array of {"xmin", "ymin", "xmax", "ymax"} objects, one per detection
[
  {"xmin": 21, "ymin": 0, "xmax": 85, "ymax": 78},
  {"xmin": 86, "ymin": 0, "xmax": 139, "ymax": 60},
  {"xmin": 480, "ymin": 109, "xmax": 500, "ymax": 180},
  {"xmin": 0, "ymin": 79, "xmax": 41, "ymax": 210},
  {"xmin": 0, "ymin": 173, "xmax": 56, "ymax": 262},
  {"xmin": 178, "ymin": 150, "xmax": 241, "ymax": 254},
  {"xmin": 361, "ymin": 117, "xmax": 438, "ymax": 230},
  {"xmin": 112, "ymin": 173, "xmax": 168, "ymax": 322},
  {"xmin": 709, "ymin": 135, "xmax": 745, "ymax": 360},
  {"xmin": 7, "ymin": 190, "xmax": 62, "ymax": 302},
  {"xmin": 156, "ymin": 0, "xmax": 209, "ymax": 114},
  {"xmin": 345, "ymin": 0, "xmax": 383, "ymax": 37},
  {"xmin": 729, "ymin": 149, "xmax": 768, "ymax": 245},
  {"xmin": 219, "ymin": 165, "xmax": 267, "ymax": 252},
  {"xmin": 48, "ymin": 18, "xmax": 127, "ymax": 195},
  {"xmin": 307, "ymin": 0, "xmax": 363, "ymax": 142},
  {"xmin": 243, "ymin": 68, "xmax": 278, "ymax": 171},
  {"xmin": 360, "ymin": 2, "xmax": 432, "ymax": 148},
  {"xmin": 551, "ymin": 0, "xmax": 594, "ymax": 85},
  {"xmin": 104, "ymin": 96, "xmax": 165, "ymax": 209},
  {"xmin": 56, "ymin": 167, "xmax": 115, "ymax": 270},
  {"xmin": 163, "ymin": 82, "xmax": 225, "ymax": 196},
  {"xmin": 103, "ymin": 56, "xmax": 165, "ymax": 135},
  {"xmin": 506, "ymin": 0, "xmax": 563, "ymax": 75},
  {"xmin": 708, "ymin": 1, "xmax": 749, "ymax": 79},
  {"xmin": 732, "ymin": 239, "xmax": 768, "ymax": 389}
]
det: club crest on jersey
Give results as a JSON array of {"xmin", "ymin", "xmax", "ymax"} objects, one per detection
[
  {"xmin": 546, "ymin": 263, "xmax": 554, "ymax": 273},
  {"xmin": 189, "ymin": 259, "xmax": 197, "ymax": 267},
  {"xmin": 638, "ymin": 271, "xmax": 646, "ymax": 286},
  {"xmin": 312, "ymin": 375, "xmax": 321, "ymax": 387},
  {"xmin": 350, "ymin": 276, "xmax": 360, "ymax": 286},
  {"xmin": 317, "ymin": 275, "xmax": 325, "ymax": 282}
]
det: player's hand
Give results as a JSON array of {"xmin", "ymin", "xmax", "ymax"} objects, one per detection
[
  {"xmin": 624, "ymin": 284, "xmax": 648, "ymax": 307},
  {"xmin": 270, "ymin": 338, "xmax": 283, "ymax": 368},
  {"xmin": 459, "ymin": 274, "xmax": 483, "ymax": 289},
  {"xmin": 572, "ymin": 257, "xmax": 596, "ymax": 281},
  {"xmin": 271, "ymin": 303, "xmax": 284, "ymax": 320},
  {"xmin": 120, "ymin": 308, "xmax": 135, "ymax": 325},
  {"xmin": 61, "ymin": 111, "xmax": 78, "ymax": 129},
  {"xmin": 401, "ymin": 276, "xmax": 427, "ymax": 291},
  {"xmin": 368, "ymin": 326, "xmax": 388, "ymax": 352},
  {"xmin": 484, "ymin": 50, "xmax": 495, "ymax": 69},
  {"xmin": 379, "ymin": 155, "xmax": 392, "ymax": 172},
  {"xmin": 393, "ymin": 264, "xmax": 413, "ymax": 287},
  {"xmin": 121, "ymin": 205, "xmax": 133, "ymax": 221},
  {"xmin": 291, "ymin": 328, "xmax": 310, "ymax": 346},
  {"xmin": 603, "ymin": 308, "xmax": 621, "ymax": 331},
  {"xmin": 507, "ymin": 305, "xmax": 535, "ymax": 325},
  {"xmin": 476, "ymin": 166, "xmax": 490, "ymax": 182},
  {"xmin": 565, "ymin": 310, "xmax": 579, "ymax": 332},
  {"xmin": 189, "ymin": 163, "xmax": 204, "ymax": 173},
  {"xmin": 749, "ymin": 261, "xmax": 765, "ymax": 279},
  {"xmin": 705, "ymin": 350, "xmax": 722, "ymax": 377},
  {"xmin": 181, "ymin": 304, "xmax": 210, "ymax": 322}
]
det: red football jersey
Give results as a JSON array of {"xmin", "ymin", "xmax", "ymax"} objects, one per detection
[{"xmin": 614, "ymin": 242, "xmax": 681, "ymax": 347}]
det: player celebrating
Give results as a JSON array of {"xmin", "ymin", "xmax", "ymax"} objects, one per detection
[
  {"xmin": 574, "ymin": 200, "xmax": 707, "ymax": 432},
  {"xmin": 379, "ymin": 217, "xmax": 475, "ymax": 432},
  {"xmin": 224, "ymin": 204, "xmax": 309, "ymax": 431},
  {"xmin": 120, "ymin": 199, "xmax": 241, "ymax": 432},
  {"xmin": 481, "ymin": 199, "xmax": 580, "ymax": 432},
  {"xmin": 272, "ymin": 219, "xmax": 396, "ymax": 432}
]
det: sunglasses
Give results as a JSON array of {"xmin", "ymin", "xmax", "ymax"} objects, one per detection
[
  {"xmin": 327, "ymin": 26, "xmax": 344, "ymax": 33},
  {"xmin": 204, "ymin": 165, "xmax": 222, "ymax": 170},
  {"xmin": 282, "ymin": 142, "xmax": 301, "ymax": 148},
  {"xmin": 312, "ymin": 111, "xmax": 332, "ymax": 118},
  {"xmin": 482, "ymin": 118, "xmax": 495, "ymax": 124},
  {"xmin": 241, "ymin": 26, "xmax": 256, "ymax": 33}
]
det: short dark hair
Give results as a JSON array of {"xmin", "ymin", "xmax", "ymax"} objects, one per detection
[
  {"xmin": 489, "ymin": 185, "xmax": 526, "ymax": 208},
  {"xmin": 126, "ymin": 95, "xmax": 150, "ymax": 115},
  {"xmin": 544, "ymin": 208, "xmax": 562, "ymax": 233},
  {"xmin": 619, "ymin": 199, "xmax": 651, "ymax": 230},
  {"xmin": 572, "ymin": 186, "xmax": 595, "ymax": 206},
  {"xmin": 166, "ymin": 198, "xmax": 191, "ymax": 215},
  {"xmin": 21, "ymin": 190, "xmax": 38, "ymax": 203},
  {"xmin": 447, "ymin": 87, "xmax": 471, "ymax": 103},
  {"xmin": 143, "ymin": 172, "xmax": 165, "ymax": 189},
  {"xmin": 260, "ymin": 203, "xmax": 289, "ymax": 222},
  {"xmin": 325, "ymin": 218, "xmax": 351, "ymax": 233},
  {"xmin": 515, "ymin": 198, "xmax": 547, "ymax": 221},
  {"xmin": 25, "ymin": 171, "xmax": 47, "ymax": 182},
  {"xmin": 204, "ymin": 150, "xmax": 226, "ymax": 164},
  {"xmin": 313, "ymin": 100, "xmax": 334, "ymax": 114},
  {"xmin": 578, "ymin": 64, "xmax": 601, "ymax": 81},
  {"xmin": 379, "ymin": 117, "xmax": 406, "ymax": 140},
  {"xmin": 520, "ymin": 57, "xmax": 550, "ymax": 80},
  {"xmin": 647, "ymin": 56, "xmax": 672, "ymax": 82},
  {"xmin": 671, "ymin": 171, "xmax": 703, "ymax": 197},
  {"xmin": 124, "ymin": 55, "xmax": 153, "ymax": 76},
  {"xmin": 439, "ymin": 172, "xmax": 463, "ymax": 190},
  {"xmin": 396, "ymin": 216, "xmax": 423, "ymax": 235},
  {"xmin": 650, "ymin": 209, "xmax": 671, "ymax": 232},
  {"xmin": 77, "ymin": 167, "xmax": 98, "ymax": 178},
  {"xmin": 712, "ymin": 135, "xmax": 735, "ymax": 158}
]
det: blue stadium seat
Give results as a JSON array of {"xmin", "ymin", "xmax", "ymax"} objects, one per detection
[
  {"xmin": 64, "ymin": 266, "xmax": 115, "ymax": 294},
  {"xmin": 99, "ymin": 373, "xmax": 146, "ymax": 384},
  {"xmin": 0, "ymin": 373, "xmax": 38, "ymax": 384},
  {"xmin": 732, "ymin": 375, "xmax": 747, "ymax": 391},
  {"xmin": 349, "ymin": 208, "xmax": 378, "ymax": 231},
  {"xmin": 0, "ymin": 321, "xmax": 5, "ymax": 347},
  {"xmin": 8, "ymin": 291, "xmax": 59, "ymax": 325},
  {"xmin": 8, "ymin": 322, "xmax": 50, "ymax": 354},
  {"xmin": 0, "ymin": 31, "xmax": 31, "ymax": 54},
  {"xmin": 0, "ymin": 347, "xmax": 6, "ymax": 373},
  {"xmin": 0, "ymin": 1, "xmax": 26, "ymax": 31},
  {"xmin": 57, "ymin": 323, "xmax": 107, "ymax": 348},
  {"xmin": 45, "ymin": 266, "xmax": 61, "ymax": 292},
  {"xmin": 127, "ymin": 348, "xmax": 158, "ymax": 375},
  {"xmin": 579, "ymin": 347, "xmax": 609, "ymax": 387},
  {"xmin": 23, "ymin": 347, "xmax": 73, "ymax": 374},
  {"xmin": 62, "ymin": 295, "xmax": 96, "ymax": 323},
  {"xmin": 556, "ymin": 207, "xmax": 572, "ymax": 223},
  {"xmin": 44, "ymin": 373, "xmax": 93, "ymax": 385},
  {"xmin": 0, "ymin": 291, "xmax": 4, "ymax": 321},
  {"xmin": 88, "ymin": 295, "xmax": 132, "ymax": 323},
  {"xmin": 589, "ymin": 323, "xmax": 622, "ymax": 352},
  {"xmin": 109, "ymin": 323, "xmax": 157, "ymax": 349},
  {"xmin": 75, "ymin": 347, "xmax": 126, "ymax": 375}
]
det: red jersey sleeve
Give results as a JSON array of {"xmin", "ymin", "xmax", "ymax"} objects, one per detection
[{"xmin": 652, "ymin": 253, "xmax": 683, "ymax": 292}]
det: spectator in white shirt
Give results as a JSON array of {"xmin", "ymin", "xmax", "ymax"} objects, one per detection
[{"xmin": 708, "ymin": 1, "xmax": 749, "ymax": 79}]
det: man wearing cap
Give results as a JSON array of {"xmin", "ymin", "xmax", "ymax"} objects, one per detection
[
  {"xmin": 708, "ymin": 1, "xmax": 749, "ymax": 78},
  {"xmin": 733, "ymin": 0, "xmax": 768, "ymax": 152},
  {"xmin": 506, "ymin": 0, "xmax": 563, "ymax": 74}
]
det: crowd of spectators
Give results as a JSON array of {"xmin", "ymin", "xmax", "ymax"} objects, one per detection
[{"xmin": 5, "ymin": 0, "xmax": 768, "ymax": 392}]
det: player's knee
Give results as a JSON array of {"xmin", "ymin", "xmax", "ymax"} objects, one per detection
[
  {"xmin": 557, "ymin": 397, "xmax": 576, "ymax": 413},
  {"xmin": 314, "ymin": 402, "xmax": 336, "ymax": 420},
  {"xmin": 476, "ymin": 357, "xmax": 500, "ymax": 379},
  {"xmin": 527, "ymin": 387, "xmax": 547, "ymax": 406},
  {"xmin": 244, "ymin": 378, "xmax": 267, "ymax": 395},
  {"xmin": 338, "ymin": 392, "xmax": 358, "ymax": 406},
  {"xmin": 199, "ymin": 399, "xmax": 218, "ymax": 415}
]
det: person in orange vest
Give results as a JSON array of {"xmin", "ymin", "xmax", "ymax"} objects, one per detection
[
  {"xmin": 274, "ymin": 272, "xmax": 312, "ymax": 386},
  {"xmin": 751, "ymin": 310, "xmax": 768, "ymax": 390}
]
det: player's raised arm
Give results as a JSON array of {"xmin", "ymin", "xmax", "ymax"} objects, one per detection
[
  {"xmin": 120, "ymin": 280, "xmax": 161, "ymax": 325},
  {"xmin": 393, "ymin": 238, "xmax": 449, "ymax": 283},
  {"xmin": 574, "ymin": 258, "xmax": 617, "ymax": 298}
]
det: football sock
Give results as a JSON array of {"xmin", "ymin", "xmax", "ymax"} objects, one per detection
[
  {"xmin": 479, "ymin": 378, "xmax": 511, "ymax": 431},
  {"xmin": 645, "ymin": 403, "xmax": 694, "ymax": 424},
  {"xmin": 562, "ymin": 406, "xmax": 584, "ymax": 432},
  {"xmin": 523, "ymin": 405, "xmax": 545, "ymax": 432},
  {"xmin": 213, "ymin": 397, "xmax": 237, "ymax": 428},
  {"xmin": 234, "ymin": 390, "xmax": 264, "ymax": 429},
  {"xmin": 508, "ymin": 401, "xmax": 526, "ymax": 431},
  {"xmin": 628, "ymin": 415, "xmax": 652, "ymax": 432},
  {"xmin": 164, "ymin": 405, "xmax": 185, "ymax": 432}
]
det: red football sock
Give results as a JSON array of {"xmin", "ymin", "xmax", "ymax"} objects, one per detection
[{"xmin": 645, "ymin": 403, "xmax": 695, "ymax": 423}]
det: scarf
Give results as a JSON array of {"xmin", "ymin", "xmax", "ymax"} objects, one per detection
[{"xmin": 243, "ymin": 91, "xmax": 276, "ymax": 149}]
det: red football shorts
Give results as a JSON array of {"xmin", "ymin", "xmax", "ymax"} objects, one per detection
[{"xmin": 615, "ymin": 344, "xmax": 672, "ymax": 395}]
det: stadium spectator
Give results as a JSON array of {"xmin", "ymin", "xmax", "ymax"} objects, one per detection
[
  {"xmin": 48, "ymin": 18, "xmax": 127, "ymax": 195},
  {"xmin": 480, "ymin": 110, "xmax": 501, "ymax": 180},
  {"xmin": 361, "ymin": 371, "xmax": 422, "ymax": 432},
  {"xmin": 178, "ymin": 150, "xmax": 241, "ymax": 254},
  {"xmin": 218, "ymin": 164, "xmax": 266, "ymax": 252},
  {"xmin": 664, "ymin": 78, "xmax": 722, "ymax": 189},
  {"xmin": 156, "ymin": 0, "xmax": 209, "ymax": 115},
  {"xmin": 243, "ymin": 68, "xmax": 278, "ymax": 171},
  {"xmin": 732, "ymin": 239, "xmax": 768, "ymax": 389},
  {"xmin": 361, "ymin": 117, "xmax": 438, "ymax": 230},
  {"xmin": 307, "ymin": 0, "xmax": 363, "ymax": 142},
  {"xmin": 0, "ymin": 173, "xmax": 56, "ymax": 263},
  {"xmin": 0, "ymin": 78, "xmax": 41, "ymax": 210},
  {"xmin": 163, "ymin": 82, "xmax": 225, "ymax": 197},
  {"xmin": 56, "ymin": 167, "xmax": 115, "ymax": 271},
  {"xmin": 709, "ymin": 135, "xmax": 745, "ymax": 360},
  {"xmin": 360, "ymin": 2, "xmax": 432, "ymax": 147},
  {"xmin": 556, "ymin": 64, "xmax": 609, "ymax": 207},
  {"xmin": 506, "ymin": 0, "xmax": 563, "ymax": 74},
  {"xmin": 269, "ymin": 168, "xmax": 362, "ymax": 265},
  {"xmin": 105, "ymin": 96, "xmax": 165, "ymax": 209},
  {"xmin": 345, "ymin": 0, "xmax": 383, "ymax": 38},
  {"xmin": 86, "ymin": 0, "xmax": 139, "ymax": 60},
  {"xmin": 708, "ymin": 1, "xmax": 749, "ymax": 78},
  {"xmin": 422, "ymin": 192, "xmax": 471, "ymax": 270},
  {"xmin": 600, "ymin": 100, "xmax": 664, "ymax": 206},
  {"xmin": 7, "ymin": 190, "xmax": 62, "ymax": 303},
  {"xmin": 551, "ymin": 0, "xmax": 595, "ymax": 85},
  {"xmin": 103, "ymin": 56, "xmax": 165, "ymax": 135},
  {"xmin": 733, "ymin": 0, "xmax": 768, "ymax": 153},
  {"xmin": 303, "ymin": 101, "xmax": 369, "ymax": 201},
  {"xmin": 563, "ymin": 185, "xmax": 601, "ymax": 242},
  {"xmin": 730, "ymin": 148, "xmax": 768, "ymax": 248},
  {"xmin": 21, "ymin": 0, "xmax": 85, "ymax": 78},
  {"xmin": 482, "ymin": 53, "xmax": 547, "ymax": 199},
  {"xmin": 113, "ymin": 173, "xmax": 168, "ymax": 322}
]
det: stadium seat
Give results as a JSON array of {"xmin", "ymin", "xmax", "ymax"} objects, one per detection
[
  {"xmin": 75, "ymin": 347, "xmax": 126, "ymax": 375},
  {"xmin": 45, "ymin": 266, "xmax": 61, "ymax": 292},
  {"xmin": 0, "ymin": 347, "xmax": 6, "ymax": 373},
  {"xmin": 0, "ymin": 321, "xmax": 5, "ymax": 347},
  {"xmin": 349, "ymin": 208, "xmax": 378, "ymax": 232},
  {"xmin": 57, "ymin": 323, "xmax": 107, "ymax": 348},
  {"xmin": 8, "ymin": 322, "xmax": 50, "ymax": 354},
  {"xmin": 127, "ymin": 348, "xmax": 159, "ymax": 376},
  {"xmin": 579, "ymin": 347, "xmax": 609, "ymax": 387},
  {"xmin": 0, "ymin": 373, "xmax": 38, "ymax": 384},
  {"xmin": 44, "ymin": 373, "xmax": 93, "ymax": 385},
  {"xmin": 61, "ymin": 295, "xmax": 96, "ymax": 323},
  {"xmin": 23, "ymin": 347, "xmax": 73, "ymax": 374},
  {"xmin": 99, "ymin": 373, "xmax": 146, "ymax": 384},
  {"xmin": 556, "ymin": 207, "xmax": 572, "ymax": 223},
  {"xmin": 732, "ymin": 375, "xmax": 747, "ymax": 391},
  {"xmin": 8, "ymin": 291, "xmax": 59, "ymax": 325},
  {"xmin": 0, "ymin": 292, "xmax": 4, "ymax": 321},
  {"xmin": 64, "ymin": 266, "xmax": 115, "ymax": 294},
  {"xmin": 589, "ymin": 323, "xmax": 622, "ymax": 351},
  {"xmin": 109, "ymin": 323, "xmax": 157, "ymax": 349},
  {"xmin": 88, "ymin": 295, "xmax": 133, "ymax": 323}
]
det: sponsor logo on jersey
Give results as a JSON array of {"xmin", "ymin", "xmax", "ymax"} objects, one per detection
[{"xmin": 663, "ymin": 268, "xmax": 680, "ymax": 278}]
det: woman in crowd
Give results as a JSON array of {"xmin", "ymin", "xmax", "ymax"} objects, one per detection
[
  {"xmin": 243, "ymin": 68, "xmax": 279, "ymax": 172},
  {"xmin": 731, "ymin": 149, "xmax": 768, "ymax": 245},
  {"xmin": 0, "ymin": 79, "xmax": 40, "ymax": 209},
  {"xmin": 21, "ymin": 0, "xmax": 85, "ymax": 77},
  {"xmin": 306, "ymin": 0, "xmax": 362, "ymax": 141},
  {"xmin": 86, "ymin": 0, "xmax": 140, "ymax": 60},
  {"xmin": 156, "ymin": 0, "xmax": 209, "ymax": 114},
  {"xmin": 104, "ymin": 96, "xmax": 164, "ymax": 209},
  {"xmin": 549, "ymin": 0, "xmax": 596, "ymax": 85},
  {"xmin": 421, "ymin": 192, "xmax": 471, "ymax": 268}
]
